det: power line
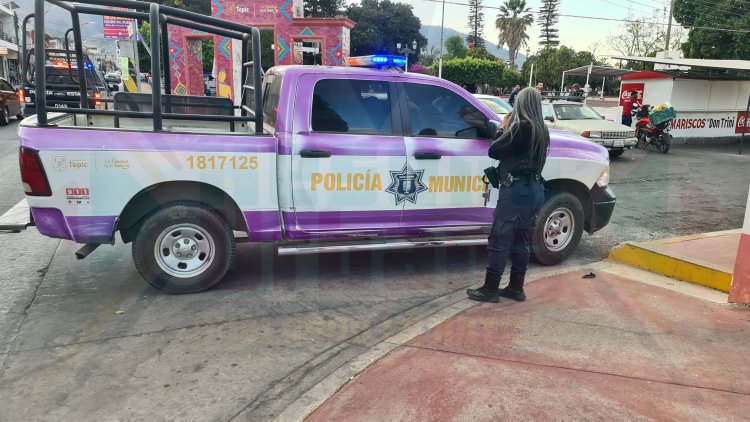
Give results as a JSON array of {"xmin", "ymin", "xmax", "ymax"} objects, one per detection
[{"xmin": 416, "ymin": 0, "xmax": 750, "ymax": 34}]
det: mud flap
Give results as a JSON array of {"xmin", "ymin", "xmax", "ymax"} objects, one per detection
[{"xmin": 0, "ymin": 199, "xmax": 33, "ymax": 232}]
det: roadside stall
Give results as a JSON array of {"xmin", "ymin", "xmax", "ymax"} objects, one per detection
[
  {"xmin": 612, "ymin": 56, "xmax": 750, "ymax": 151},
  {"xmin": 560, "ymin": 64, "xmax": 638, "ymax": 101}
]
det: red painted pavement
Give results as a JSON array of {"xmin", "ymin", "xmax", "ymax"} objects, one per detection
[
  {"xmin": 308, "ymin": 271, "xmax": 750, "ymax": 421},
  {"xmin": 654, "ymin": 234, "xmax": 740, "ymax": 270}
]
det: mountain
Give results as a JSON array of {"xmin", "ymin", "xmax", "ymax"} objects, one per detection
[{"xmin": 420, "ymin": 25, "xmax": 526, "ymax": 66}]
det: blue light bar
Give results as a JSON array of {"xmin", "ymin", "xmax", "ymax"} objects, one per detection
[{"xmin": 348, "ymin": 55, "xmax": 407, "ymax": 68}]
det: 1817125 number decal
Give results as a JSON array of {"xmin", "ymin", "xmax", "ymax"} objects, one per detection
[{"xmin": 186, "ymin": 155, "xmax": 259, "ymax": 170}]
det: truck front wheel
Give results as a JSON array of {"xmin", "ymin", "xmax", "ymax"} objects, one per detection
[
  {"xmin": 531, "ymin": 192, "xmax": 585, "ymax": 265},
  {"xmin": 132, "ymin": 202, "xmax": 235, "ymax": 294}
]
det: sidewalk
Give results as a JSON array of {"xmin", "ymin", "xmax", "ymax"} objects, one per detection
[{"xmin": 304, "ymin": 267, "xmax": 750, "ymax": 421}]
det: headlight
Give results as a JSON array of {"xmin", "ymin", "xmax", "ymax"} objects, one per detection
[
  {"xmin": 587, "ymin": 131, "xmax": 602, "ymax": 138},
  {"xmin": 596, "ymin": 165, "xmax": 610, "ymax": 187}
]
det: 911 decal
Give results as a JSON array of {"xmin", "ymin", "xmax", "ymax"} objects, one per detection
[{"xmin": 186, "ymin": 155, "xmax": 259, "ymax": 170}]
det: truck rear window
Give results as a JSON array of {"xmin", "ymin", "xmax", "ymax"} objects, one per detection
[
  {"xmin": 263, "ymin": 76, "xmax": 282, "ymax": 127},
  {"xmin": 311, "ymin": 79, "xmax": 393, "ymax": 135}
]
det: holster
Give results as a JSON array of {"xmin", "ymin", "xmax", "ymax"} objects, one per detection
[{"xmin": 483, "ymin": 166, "xmax": 500, "ymax": 188}]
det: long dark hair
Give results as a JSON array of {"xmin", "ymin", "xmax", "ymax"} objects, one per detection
[{"xmin": 506, "ymin": 87, "xmax": 550, "ymax": 167}]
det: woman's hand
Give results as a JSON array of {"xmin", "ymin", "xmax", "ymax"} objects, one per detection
[{"xmin": 501, "ymin": 112, "xmax": 512, "ymax": 129}]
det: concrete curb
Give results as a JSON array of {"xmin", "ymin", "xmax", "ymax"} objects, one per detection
[
  {"xmin": 273, "ymin": 263, "xmax": 596, "ymax": 422},
  {"xmin": 608, "ymin": 230, "xmax": 740, "ymax": 293}
]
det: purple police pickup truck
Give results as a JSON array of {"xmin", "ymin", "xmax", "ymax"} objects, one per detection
[{"xmin": 4, "ymin": 1, "xmax": 614, "ymax": 293}]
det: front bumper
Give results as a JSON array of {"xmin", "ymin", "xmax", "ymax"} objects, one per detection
[
  {"xmin": 598, "ymin": 138, "xmax": 638, "ymax": 149},
  {"xmin": 585, "ymin": 185, "xmax": 616, "ymax": 234}
]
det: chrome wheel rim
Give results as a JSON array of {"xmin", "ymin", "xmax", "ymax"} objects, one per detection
[
  {"xmin": 154, "ymin": 224, "xmax": 215, "ymax": 278},
  {"xmin": 543, "ymin": 207, "xmax": 575, "ymax": 252}
]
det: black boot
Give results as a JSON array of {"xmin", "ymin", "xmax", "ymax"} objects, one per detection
[
  {"xmin": 467, "ymin": 274, "xmax": 501, "ymax": 303},
  {"xmin": 499, "ymin": 272, "xmax": 526, "ymax": 302}
]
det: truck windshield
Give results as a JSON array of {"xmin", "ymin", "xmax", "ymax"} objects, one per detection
[
  {"xmin": 553, "ymin": 104, "xmax": 602, "ymax": 120},
  {"xmin": 37, "ymin": 66, "xmax": 97, "ymax": 86}
]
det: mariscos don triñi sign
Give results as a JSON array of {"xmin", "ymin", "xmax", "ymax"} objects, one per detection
[{"xmin": 669, "ymin": 111, "xmax": 750, "ymax": 137}]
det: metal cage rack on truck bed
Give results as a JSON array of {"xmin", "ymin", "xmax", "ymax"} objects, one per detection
[{"xmin": 26, "ymin": 0, "xmax": 264, "ymax": 133}]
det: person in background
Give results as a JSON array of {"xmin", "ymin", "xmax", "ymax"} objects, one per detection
[
  {"xmin": 467, "ymin": 87, "xmax": 549, "ymax": 303},
  {"xmin": 535, "ymin": 82, "xmax": 544, "ymax": 93},
  {"xmin": 508, "ymin": 84, "xmax": 521, "ymax": 106},
  {"xmin": 622, "ymin": 91, "xmax": 640, "ymax": 127}
]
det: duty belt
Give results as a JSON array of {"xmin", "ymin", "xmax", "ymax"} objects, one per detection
[{"xmin": 502, "ymin": 172, "xmax": 541, "ymax": 186}]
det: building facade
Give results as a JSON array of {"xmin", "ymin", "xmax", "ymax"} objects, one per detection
[
  {"xmin": 167, "ymin": 0, "xmax": 354, "ymax": 99},
  {"xmin": 0, "ymin": 1, "xmax": 20, "ymax": 85}
]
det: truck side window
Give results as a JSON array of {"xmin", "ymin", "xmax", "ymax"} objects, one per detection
[
  {"xmin": 311, "ymin": 79, "xmax": 393, "ymax": 135},
  {"xmin": 403, "ymin": 83, "xmax": 489, "ymax": 139},
  {"xmin": 263, "ymin": 75, "xmax": 282, "ymax": 128}
]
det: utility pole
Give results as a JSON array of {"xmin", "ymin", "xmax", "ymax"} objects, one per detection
[
  {"xmin": 664, "ymin": 0, "xmax": 675, "ymax": 52},
  {"xmin": 438, "ymin": 0, "xmax": 445, "ymax": 78}
]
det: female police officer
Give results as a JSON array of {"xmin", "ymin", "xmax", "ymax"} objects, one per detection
[{"xmin": 467, "ymin": 87, "xmax": 549, "ymax": 303}]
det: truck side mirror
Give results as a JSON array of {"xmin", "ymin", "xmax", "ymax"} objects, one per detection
[{"xmin": 487, "ymin": 120, "xmax": 501, "ymax": 139}]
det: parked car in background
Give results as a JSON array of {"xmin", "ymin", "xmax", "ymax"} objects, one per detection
[
  {"xmin": 21, "ymin": 49, "xmax": 112, "ymax": 116},
  {"xmin": 542, "ymin": 100, "xmax": 637, "ymax": 158},
  {"xmin": 474, "ymin": 94, "xmax": 512, "ymax": 121},
  {"xmin": 0, "ymin": 77, "xmax": 22, "ymax": 125},
  {"xmin": 105, "ymin": 72, "xmax": 121, "ymax": 83}
]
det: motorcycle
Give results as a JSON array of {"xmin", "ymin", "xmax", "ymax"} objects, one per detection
[{"xmin": 634, "ymin": 104, "xmax": 672, "ymax": 153}]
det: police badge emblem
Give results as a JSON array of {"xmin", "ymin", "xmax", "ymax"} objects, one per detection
[
  {"xmin": 385, "ymin": 163, "xmax": 428, "ymax": 205},
  {"xmin": 52, "ymin": 156, "xmax": 67, "ymax": 172}
]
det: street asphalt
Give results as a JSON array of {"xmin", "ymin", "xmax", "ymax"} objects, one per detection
[{"xmin": 0, "ymin": 118, "xmax": 748, "ymax": 420}]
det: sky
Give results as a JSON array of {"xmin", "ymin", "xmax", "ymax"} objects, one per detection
[
  {"xmin": 19, "ymin": 0, "xmax": 677, "ymax": 57},
  {"xmin": 400, "ymin": 0, "xmax": 675, "ymax": 58}
]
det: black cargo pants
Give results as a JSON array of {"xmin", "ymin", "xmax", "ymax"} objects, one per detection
[{"xmin": 485, "ymin": 180, "xmax": 545, "ymax": 289}]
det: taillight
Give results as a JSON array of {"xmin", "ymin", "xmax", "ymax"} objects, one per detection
[
  {"xmin": 93, "ymin": 92, "xmax": 102, "ymax": 106},
  {"xmin": 581, "ymin": 131, "xmax": 590, "ymax": 138},
  {"xmin": 19, "ymin": 147, "xmax": 51, "ymax": 196},
  {"xmin": 18, "ymin": 89, "xmax": 25, "ymax": 103}
]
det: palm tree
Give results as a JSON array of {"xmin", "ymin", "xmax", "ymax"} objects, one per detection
[{"xmin": 496, "ymin": 0, "xmax": 534, "ymax": 69}]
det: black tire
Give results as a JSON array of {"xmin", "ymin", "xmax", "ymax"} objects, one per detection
[
  {"xmin": 609, "ymin": 149, "xmax": 624, "ymax": 158},
  {"xmin": 0, "ymin": 107, "xmax": 8, "ymax": 126},
  {"xmin": 16, "ymin": 112, "xmax": 24, "ymax": 120},
  {"xmin": 132, "ymin": 202, "xmax": 235, "ymax": 294},
  {"xmin": 659, "ymin": 135, "xmax": 671, "ymax": 153},
  {"xmin": 531, "ymin": 192, "xmax": 585, "ymax": 265}
]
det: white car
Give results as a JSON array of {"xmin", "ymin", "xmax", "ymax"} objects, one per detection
[
  {"xmin": 542, "ymin": 100, "xmax": 637, "ymax": 158},
  {"xmin": 473, "ymin": 94, "xmax": 512, "ymax": 121}
]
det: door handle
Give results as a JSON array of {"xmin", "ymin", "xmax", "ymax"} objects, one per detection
[
  {"xmin": 300, "ymin": 150, "xmax": 332, "ymax": 158},
  {"xmin": 414, "ymin": 152, "xmax": 442, "ymax": 160}
]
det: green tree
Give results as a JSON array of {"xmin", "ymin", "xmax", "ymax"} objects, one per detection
[
  {"xmin": 496, "ymin": 0, "xmax": 534, "ymax": 69},
  {"xmin": 538, "ymin": 0, "xmax": 560, "ymax": 48},
  {"xmin": 466, "ymin": 0, "xmax": 485, "ymax": 50},
  {"xmin": 305, "ymin": 0, "xmax": 345, "ymax": 18},
  {"xmin": 445, "ymin": 35, "xmax": 468, "ymax": 59},
  {"xmin": 468, "ymin": 47, "xmax": 497, "ymax": 61},
  {"xmin": 201, "ymin": 39, "xmax": 214, "ymax": 72},
  {"xmin": 345, "ymin": 0, "xmax": 427, "ymax": 61},
  {"xmin": 137, "ymin": 22, "xmax": 151, "ymax": 72},
  {"xmin": 431, "ymin": 57, "xmax": 508, "ymax": 88},
  {"xmin": 138, "ymin": 0, "xmax": 210, "ymax": 15},
  {"xmin": 608, "ymin": 10, "xmax": 686, "ymax": 60},
  {"xmin": 674, "ymin": 0, "xmax": 750, "ymax": 59},
  {"xmin": 520, "ymin": 46, "xmax": 601, "ymax": 91}
]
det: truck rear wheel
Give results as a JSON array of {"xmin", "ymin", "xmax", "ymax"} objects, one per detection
[
  {"xmin": 132, "ymin": 202, "xmax": 235, "ymax": 294},
  {"xmin": 531, "ymin": 192, "xmax": 584, "ymax": 265}
]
